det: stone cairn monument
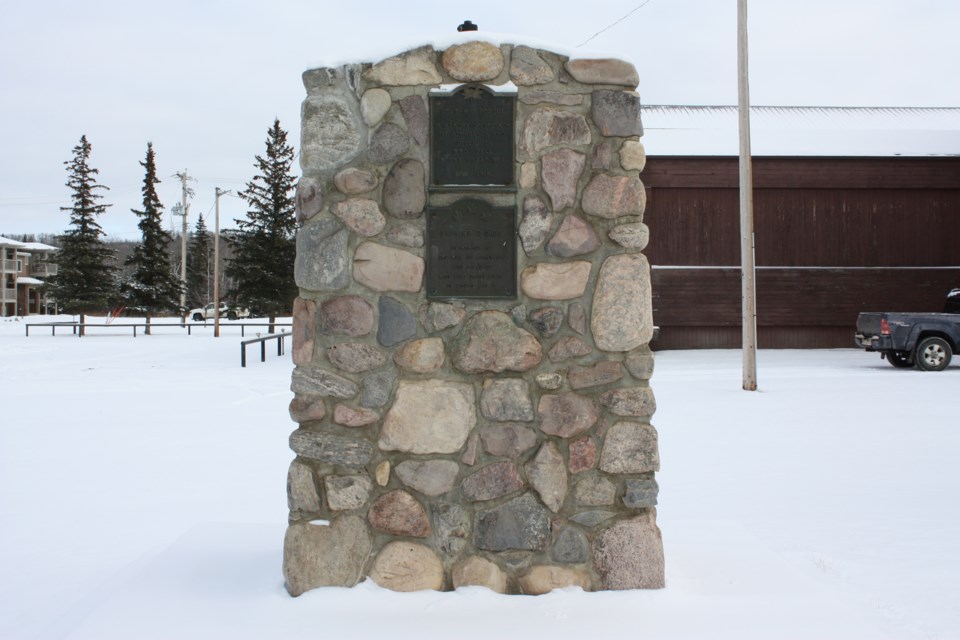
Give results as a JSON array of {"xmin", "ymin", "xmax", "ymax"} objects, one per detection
[{"xmin": 285, "ymin": 34, "xmax": 663, "ymax": 596}]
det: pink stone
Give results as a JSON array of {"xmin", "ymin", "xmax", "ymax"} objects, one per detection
[
  {"xmin": 333, "ymin": 403, "xmax": 379, "ymax": 427},
  {"xmin": 292, "ymin": 297, "xmax": 316, "ymax": 365},
  {"xmin": 546, "ymin": 215, "xmax": 600, "ymax": 258},
  {"xmin": 568, "ymin": 437, "xmax": 597, "ymax": 474},
  {"xmin": 541, "ymin": 148, "xmax": 585, "ymax": 211},
  {"xmin": 368, "ymin": 490, "xmax": 430, "ymax": 537}
]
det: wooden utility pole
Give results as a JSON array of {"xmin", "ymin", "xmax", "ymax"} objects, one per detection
[
  {"xmin": 175, "ymin": 170, "xmax": 194, "ymax": 325},
  {"xmin": 213, "ymin": 187, "xmax": 229, "ymax": 338},
  {"xmin": 738, "ymin": 0, "xmax": 758, "ymax": 390}
]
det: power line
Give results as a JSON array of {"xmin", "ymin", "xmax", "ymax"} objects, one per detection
[{"xmin": 577, "ymin": 0, "xmax": 653, "ymax": 48}]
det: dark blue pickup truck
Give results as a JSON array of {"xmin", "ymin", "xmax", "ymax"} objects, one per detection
[{"xmin": 855, "ymin": 289, "xmax": 960, "ymax": 371}]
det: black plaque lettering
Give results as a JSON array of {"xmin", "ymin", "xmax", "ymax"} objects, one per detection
[
  {"xmin": 431, "ymin": 85, "xmax": 515, "ymax": 188},
  {"xmin": 426, "ymin": 199, "xmax": 517, "ymax": 300}
]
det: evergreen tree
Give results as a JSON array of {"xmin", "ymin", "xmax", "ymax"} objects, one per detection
[
  {"xmin": 226, "ymin": 119, "xmax": 298, "ymax": 330},
  {"xmin": 51, "ymin": 135, "xmax": 117, "ymax": 329},
  {"xmin": 186, "ymin": 213, "xmax": 212, "ymax": 309},
  {"xmin": 122, "ymin": 143, "xmax": 181, "ymax": 329}
]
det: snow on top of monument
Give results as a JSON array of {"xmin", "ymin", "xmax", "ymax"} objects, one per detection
[{"xmin": 305, "ymin": 30, "xmax": 634, "ymax": 71}]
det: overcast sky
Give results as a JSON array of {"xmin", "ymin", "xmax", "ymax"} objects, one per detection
[{"xmin": 1, "ymin": 0, "xmax": 957, "ymax": 240}]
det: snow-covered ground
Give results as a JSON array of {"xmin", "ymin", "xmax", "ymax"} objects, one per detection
[{"xmin": 1, "ymin": 316, "xmax": 957, "ymax": 639}]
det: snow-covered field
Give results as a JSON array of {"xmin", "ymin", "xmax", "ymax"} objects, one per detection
[{"xmin": 1, "ymin": 315, "xmax": 957, "ymax": 639}]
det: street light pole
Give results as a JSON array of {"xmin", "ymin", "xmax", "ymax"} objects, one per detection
[{"xmin": 738, "ymin": 0, "xmax": 758, "ymax": 390}]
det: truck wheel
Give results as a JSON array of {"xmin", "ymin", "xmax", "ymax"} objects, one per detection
[
  {"xmin": 915, "ymin": 337, "xmax": 952, "ymax": 372},
  {"xmin": 886, "ymin": 351, "xmax": 914, "ymax": 368},
  {"xmin": 192, "ymin": 313, "xmax": 203, "ymax": 322},
  {"xmin": 227, "ymin": 311, "xmax": 237, "ymax": 320}
]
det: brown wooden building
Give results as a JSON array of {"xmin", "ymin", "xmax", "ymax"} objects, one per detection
[{"xmin": 641, "ymin": 106, "xmax": 960, "ymax": 349}]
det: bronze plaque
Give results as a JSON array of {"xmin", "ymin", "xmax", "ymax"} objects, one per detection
[
  {"xmin": 426, "ymin": 199, "xmax": 516, "ymax": 300},
  {"xmin": 430, "ymin": 85, "xmax": 515, "ymax": 188}
]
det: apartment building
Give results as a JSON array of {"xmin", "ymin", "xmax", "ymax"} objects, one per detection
[{"xmin": 0, "ymin": 236, "xmax": 58, "ymax": 317}]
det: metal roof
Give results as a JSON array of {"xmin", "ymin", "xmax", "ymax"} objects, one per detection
[{"xmin": 641, "ymin": 106, "xmax": 960, "ymax": 157}]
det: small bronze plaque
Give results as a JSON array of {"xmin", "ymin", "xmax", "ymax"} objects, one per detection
[
  {"xmin": 426, "ymin": 199, "xmax": 517, "ymax": 300},
  {"xmin": 431, "ymin": 85, "xmax": 515, "ymax": 188}
]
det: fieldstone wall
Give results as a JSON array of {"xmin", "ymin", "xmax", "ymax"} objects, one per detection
[{"xmin": 285, "ymin": 38, "xmax": 663, "ymax": 596}]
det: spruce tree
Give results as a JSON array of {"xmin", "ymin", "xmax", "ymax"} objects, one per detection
[
  {"xmin": 186, "ymin": 213, "xmax": 212, "ymax": 309},
  {"xmin": 52, "ymin": 135, "xmax": 117, "ymax": 330},
  {"xmin": 226, "ymin": 119, "xmax": 298, "ymax": 330},
  {"xmin": 123, "ymin": 143, "xmax": 181, "ymax": 330}
]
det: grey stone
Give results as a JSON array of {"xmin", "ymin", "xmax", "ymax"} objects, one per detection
[
  {"xmin": 361, "ymin": 369, "xmax": 396, "ymax": 409},
  {"xmin": 295, "ymin": 218, "xmax": 349, "ymax": 291},
  {"xmin": 451, "ymin": 310, "xmax": 542, "ymax": 374},
  {"xmin": 441, "ymin": 41, "xmax": 504, "ymax": 81},
  {"xmin": 599, "ymin": 421, "xmax": 660, "ymax": 474},
  {"xmin": 362, "ymin": 46, "xmax": 442, "ymax": 85},
  {"xmin": 564, "ymin": 58, "xmax": 639, "ymax": 87},
  {"xmin": 568, "ymin": 361, "xmax": 624, "ymax": 390},
  {"xmin": 360, "ymin": 87, "xmax": 391, "ymax": 126},
  {"xmin": 520, "ymin": 261, "xmax": 592, "ymax": 300},
  {"xmin": 377, "ymin": 296, "xmax": 416, "ymax": 347},
  {"xmin": 574, "ymin": 474, "xmax": 617, "ymax": 506},
  {"xmin": 419, "ymin": 301, "xmax": 466, "ymax": 332},
  {"xmin": 520, "ymin": 108, "xmax": 591, "ymax": 156},
  {"xmin": 301, "ymin": 66, "xmax": 353, "ymax": 94},
  {"xmin": 548, "ymin": 335, "xmax": 593, "ymax": 362},
  {"xmin": 399, "ymin": 95, "xmax": 428, "ymax": 147},
  {"xmin": 434, "ymin": 503, "xmax": 471, "ymax": 556},
  {"xmin": 461, "ymin": 433, "xmax": 479, "ymax": 466},
  {"xmin": 480, "ymin": 378, "xmax": 534, "ymax": 422},
  {"xmin": 395, "ymin": 459, "xmax": 460, "ymax": 496},
  {"xmin": 334, "ymin": 167, "xmax": 379, "ymax": 195},
  {"xmin": 552, "ymin": 526, "xmax": 589, "ymax": 564},
  {"xmin": 295, "ymin": 177, "xmax": 323, "ymax": 222},
  {"xmin": 289, "ymin": 430, "xmax": 373, "ymax": 468},
  {"xmin": 568, "ymin": 437, "xmax": 597, "ymax": 474},
  {"xmin": 379, "ymin": 380, "xmax": 476, "ymax": 454},
  {"xmin": 453, "ymin": 556, "xmax": 508, "ymax": 593},
  {"xmin": 568, "ymin": 302, "xmax": 586, "ymax": 335},
  {"xmin": 368, "ymin": 490, "xmax": 430, "ymax": 537},
  {"xmin": 538, "ymin": 393, "xmax": 599, "ymax": 438},
  {"xmin": 546, "ymin": 215, "xmax": 601, "ymax": 258},
  {"xmin": 519, "ymin": 566, "xmax": 591, "ymax": 594},
  {"xmin": 324, "ymin": 474, "xmax": 373, "ymax": 511},
  {"xmin": 609, "ymin": 222, "xmax": 650, "ymax": 249},
  {"xmin": 319, "ymin": 295, "xmax": 375, "ymax": 337},
  {"xmin": 386, "ymin": 223, "xmax": 424, "ymax": 248},
  {"xmin": 528, "ymin": 306, "xmax": 564, "ymax": 338},
  {"xmin": 300, "ymin": 94, "xmax": 365, "ymax": 173},
  {"xmin": 332, "ymin": 403, "xmax": 379, "ymax": 427},
  {"xmin": 599, "ymin": 386, "xmax": 657, "ymax": 417},
  {"xmin": 291, "ymin": 366, "xmax": 359, "ymax": 399},
  {"xmin": 369, "ymin": 541, "xmax": 444, "ymax": 592},
  {"xmin": 593, "ymin": 513, "xmax": 665, "ymax": 589},
  {"xmin": 592, "ymin": 141, "xmax": 613, "ymax": 170},
  {"xmin": 525, "ymin": 442, "xmax": 568, "ymax": 513},
  {"xmin": 535, "ymin": 372, "xmax": 564, "ymax": 390},
  {"xmin": 541, "ymin": 148, "xmax": 585, "ymax": 211},
  {"xmin": 287, "ymin": 461, "xmax": 321, "ymax": 515},
  {"xmin": 289, "ymin": 396, "xmax": 326, "ymax": 424},
  {"xmin": 570, "ymin": 510, "xmax": 616, "ymax": 527},
  {"xmin": 510, "ymin": 45, "xmax": 554, "ymax": 85},
  {"xmin": 519, "ymin": 90, "xmax": 584, "ymax": 106},
  {"xmin": 510, "ymin": 304, "xmax": 528, "ymax": 326},
  {"xmin": 479, "ymin": 423, "xmax": 539, "ymax": 458},
  {"xmin": 620, "ymin": 140, "xmax": 646, "ymax": 171},
  {"xmin": 326, "ymin": 342, "xmax": 386, "ymax": 373},
  {"xmin": 292, "ymin": 297, "xmax": 316, "ymax": 366},
  {"xmin": 283, "ymin": 516, "xmax": 372, "ymax": 595},
  {"xmin": 461, "ymin": 461, "xmax": 524, "ymax": 502},
  {"xmin": 625, "ymin": 349, "xmax": 655, "ymax": 380},
  {"xmin": 474, "ymin": 493, "xmax": 551, "ymax": 552},
  {"xmin": 592, "ymin": 254, "xmax": 654, "ymax": 351},
  {"xmin": 383, "ymin": 159, "xmax": 425, "ymax": 219},
  {"xmin": 393, "ymin": 337, "xmax": 444, "ymax": 373},
  {"xmin": 367, "ymin": 122, "xmax": 410, "ymax": 166},
  {"xmin": 592, "ymin": 90, "xmax": 643, "ymax": 137},
  {"xmin": 518, "ymin": 196, "xmax": 554, "ymax": 255},
  {"xmin": 624, "ymin": 475, "xmax": 659, "ymax": 508},
  {"xmin": 354, "ymin": 242, "xmax": 424, "ymax": 293},
  {"xmin": 330, "ymin": 198, "xmax": 386, "ymax": 237},
  {"xmin": 581, "ymin": 174, "xmax": 646, "ymax": 219}
]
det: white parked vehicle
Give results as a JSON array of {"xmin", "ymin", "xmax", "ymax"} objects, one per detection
[{"xmin": 189, "ymin": 302, "xmax": 251, "ymax": 322}]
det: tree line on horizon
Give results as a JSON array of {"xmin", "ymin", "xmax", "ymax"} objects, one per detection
[{"xmin": 47, "ymin": 120, "xmax": 298, "ymax": 330}]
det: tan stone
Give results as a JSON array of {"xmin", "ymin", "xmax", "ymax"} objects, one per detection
[
  {"xmin": 379, "ymin": 380, "xmax": 476, "ymax": 454},
  {"xmin": 593, "ymin": 512, "xmax": 665, "ymax": 589},
  {"xmin": 525, "ymin": 442, "xmax": 567, "ymax": 512},
  {"xmin": 520, "ymin": 261, "xmax": 592, "ymax": 300},
  {"xmin": 509, "ymin": 45, "xmax": 554, "ymax": 86},
  {"xmin": 541, "ymin": 148, "xmax": 585, "ymax": 212},
  {"xmin": 353, "ymin": 242, "xmax": 424, "ymax": 293},
  {"xmin": 453, "ymin": 556, "xmax": 508, "ymax": 593},
  {"xmin": 331, "ymin": 199, "xmax": 386, "ymax": 237},
  {"xmin": 332, "ymin": 403, "xmax": 379, "ymax": 427},
  {"xmin": 609, "ymin": 222, "xmax": 650, "ymax": 250},
  {"xmin": 451, "ymin": 310, "xmax": 542, "ymax": 374},
  {"xmin": 360, "ymin": 88, "xmax": 391, "ymax": 126},
  {"xmin": 363, "ymin": 46, "xmax": 442, "ymax": 85},
  {"xmin": 518, "ymin": 566, "xmax": 591, "ymax": 595},
  {"xmin": 369, "ymin": 541, "xmax": 444, "ymax": 592},
  {"xmin": 441, "ymin": 41, "xmax": 504, "ymax": 81},
  {"xmin": 324, "ymin": 474, "xmax": 372, "ymax": 511},
  {"xmin": 599, "ymin": 421, "xmax": 660, "ymax": 474},
  {"xmin": 620, "ymin": 140, "xmax": 646, "ymax": 171},
  {"xmin": 283, "ymin": 516, "xmax": 372, "ymax": 595},
  {"xmin": 519, "ymin": 162, "xmax": 537, "ymax": 188},
  {"xmin": 565, "ymin": 58, "xmax": 639, "ymax": 87},
  {"xmin": 289, "ymin": 396, "xmax": 326, "ymax": 423},
  {"xmin": 591, "ymin": 253, "xmax": 654, "ymax": 351},
  {"xmin": 334, "ymin": 167, "xmax": 378, "ymax": 195},
  {"xmin": 375, "ymin": 460, "xmax": 391, "ymax": 486},
  {"xmin": 393, "ymin": 337, "xmax": 445, "ymax": 373},
  {"xmin": 581, "ymin": 173, "xmax": 646, "ymax": 219},
  {"xmin": 520, "ymin": 108, "xmax": 591, "ymax": 156}
]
